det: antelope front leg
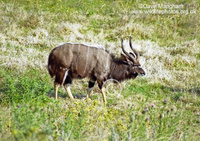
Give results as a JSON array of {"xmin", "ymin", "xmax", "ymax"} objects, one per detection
[
  {"xmin": 97, "ymin": 80, "xmax": 107, "ymax": 103},
  {"xmin": 101, "ymin": 87, "xmax": 107, "ymax": 104},
  {"xmin": 64, "ymin": 84, "xmax": 74, "ymax": 100},
  {"xmin": 54, "ymin": 81, "xmax": 59, "ymax": 100}
]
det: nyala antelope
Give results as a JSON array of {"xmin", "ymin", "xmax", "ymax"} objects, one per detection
[{"xmin": 48, "ymin": 36, "xmax": 145, "ymax": 103}]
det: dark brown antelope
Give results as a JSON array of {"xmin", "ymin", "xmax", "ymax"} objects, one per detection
[{"xmin": 48, "ymin": 36, "xmax": 145, "ymax": 103}]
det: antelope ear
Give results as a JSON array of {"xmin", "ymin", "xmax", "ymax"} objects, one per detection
[{"xmin": 121, "ymin": 53, "xmax": 128, "ymax": 61}]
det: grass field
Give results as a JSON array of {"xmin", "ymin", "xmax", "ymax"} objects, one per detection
[{"xmin": 0, "ymin": 0, "xmax": 200, "ymax": 140}]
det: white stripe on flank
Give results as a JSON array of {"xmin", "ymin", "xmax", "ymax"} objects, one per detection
[
  {"xmin": 97, "ymin": 47, "xmax": 99, "ymax": 62},
  {"xmin": 102, "ymin": 48, "xmax": 109, "ymax": 71},
  {"xmin": 76, "ymin": 44, "xmax": 80, "ymax": 70},
  {"xmin": 83, "ymin": 46, "xmax": 90, "ymax": 74},
  {"xmin": 62, "ymin": 69, "xmax": 69, "ymax": 85}
]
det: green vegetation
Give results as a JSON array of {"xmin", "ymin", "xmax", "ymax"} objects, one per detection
[{"xmin": 0, "ymin": 0, "xmax": 199, "ymax": 140}]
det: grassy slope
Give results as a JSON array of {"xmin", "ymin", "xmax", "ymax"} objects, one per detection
[{"xmin": 0, "ymin": 0, "xmax": 200, "ymax": 140}]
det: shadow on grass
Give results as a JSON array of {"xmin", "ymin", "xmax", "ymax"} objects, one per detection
[{"xmin": 47, "ymin": 90, "xmax": 87, "ymax": 99}]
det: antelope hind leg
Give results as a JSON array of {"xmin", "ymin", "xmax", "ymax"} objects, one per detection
[
  {"xmin": 64, "ymin": 84, "xmax": 74, "ymax": 100},
  {"xmin": 101, "ymin": 87, "xmax": 107, "ymax": 104},
  {"xmin": 54, "ymin": 81, "xmax": 59, "ymax": 100}
]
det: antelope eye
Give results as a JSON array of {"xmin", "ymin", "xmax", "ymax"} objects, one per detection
[{"xmin": 132, "ymin": 65, "xmax": 142, "ymax": 68}]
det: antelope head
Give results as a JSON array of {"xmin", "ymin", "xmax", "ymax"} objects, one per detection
[{"xmin": 121, "ymin": 36, "xmax": 145, "ymax": 77}]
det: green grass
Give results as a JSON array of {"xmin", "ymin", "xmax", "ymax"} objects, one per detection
[
  {"xmin": 0, "ymin": 75, "xmax": 199, "ymax": 140},
  {"xmin": 0, "ymin": 0, "xmax": 200, "ymax": 140}
]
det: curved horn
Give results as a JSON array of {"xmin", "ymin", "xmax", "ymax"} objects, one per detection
[
  {"xmin": 121, "ymin": 38, "xmax": 131, "ymax": 58},
  {"xmin": 129, "ymin": 36, "xmax": 139, "ymax": 59}
]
